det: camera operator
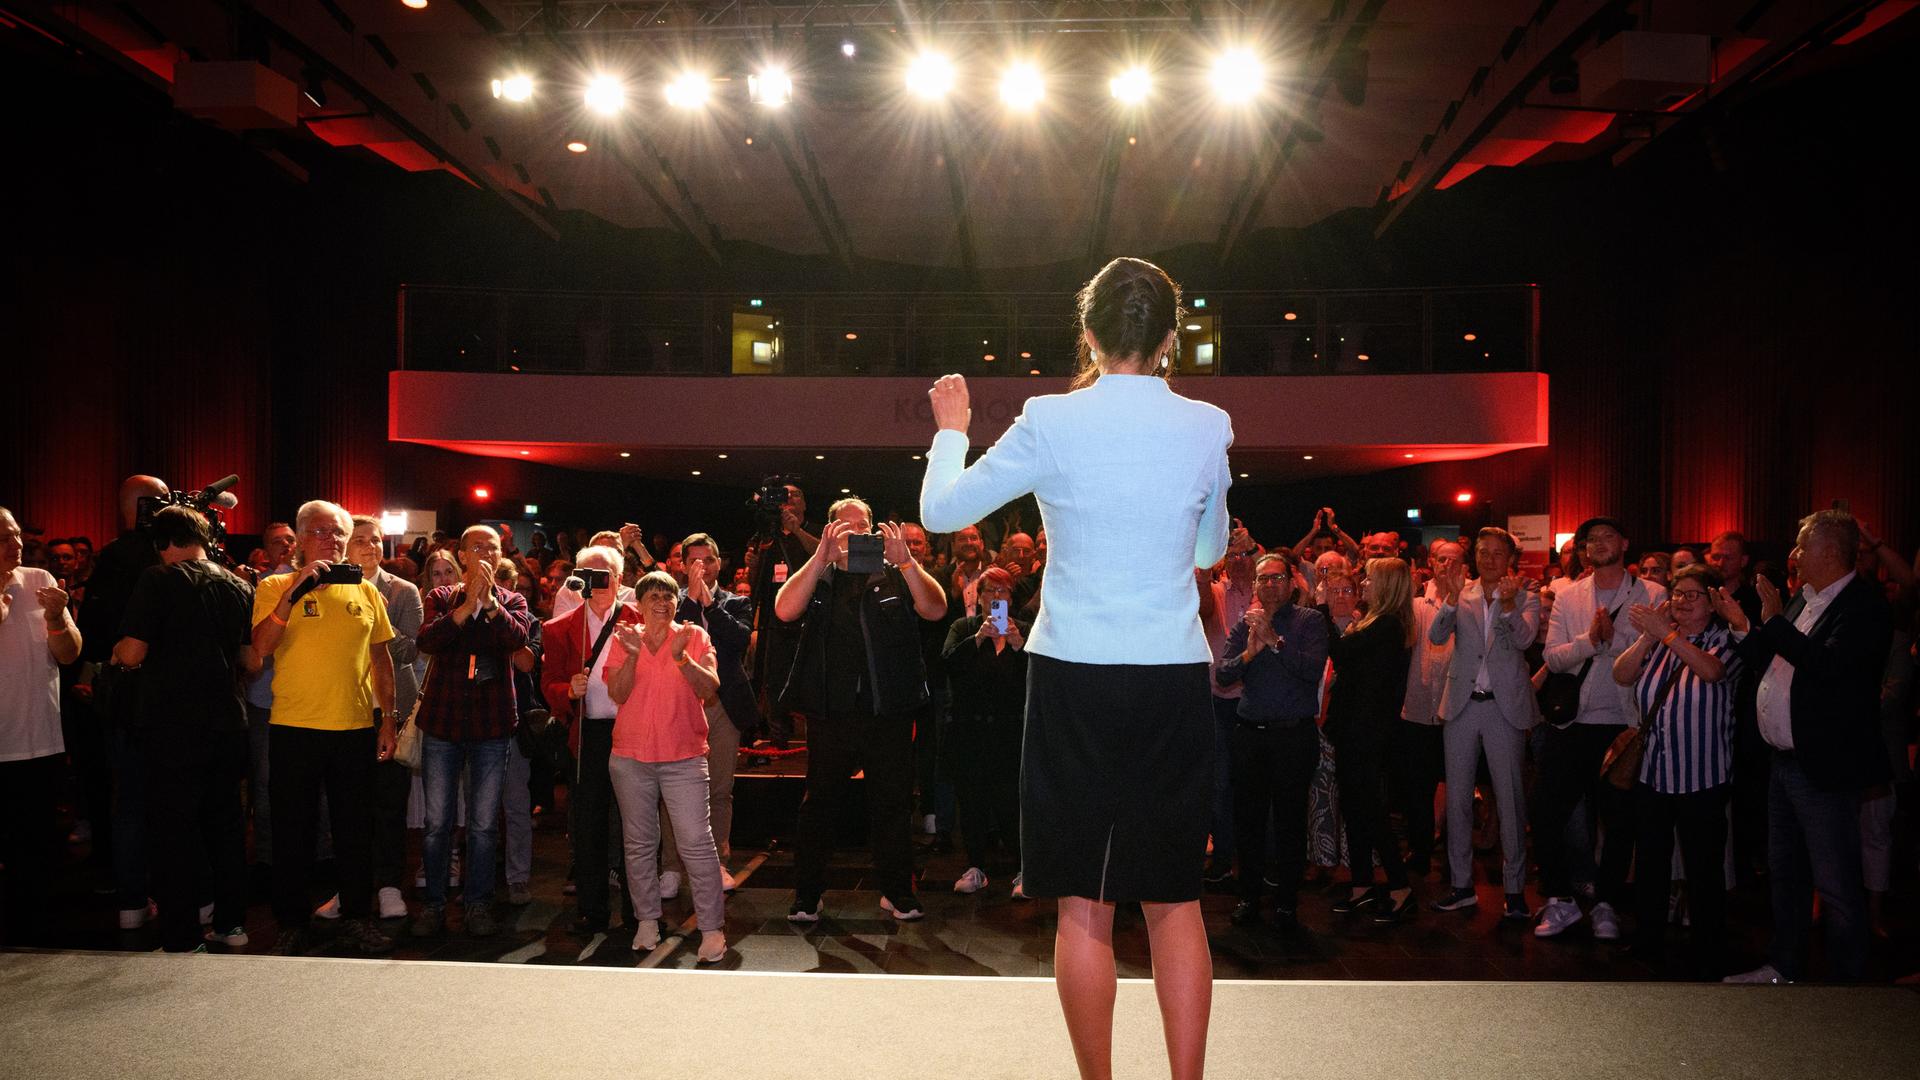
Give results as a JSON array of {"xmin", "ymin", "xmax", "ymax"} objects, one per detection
[
  {"xmin": 109, "ymin": 506, "xmax": 257, "ymax": 952},
  {"xmin": 775, "ymin": 498, "xmax": 947, "ymax": 923},
  {"xmin": 76, "ymin": 475, "xmax": 166, "ymax": 928},
  {"xmin": 410, "ymin": 525, "xmax": 533, "ymax": 939},
  {"xmin": 542, "ymin": 545, "xmax": 643, "ymax": 935},
  {"xmin": 659, "ymin": 532, "xmax": 754, "ymax": 893},
  {"xmin": 747, "ymin": 483, "xmax": 819, "ymax": 745},
  {"xmin": 251, "ymin": 500, "xmax": 398, "ymax": 956},
  {"xmin": 1, "ymin": 505, "xmax": 80, "ymax": 945}
]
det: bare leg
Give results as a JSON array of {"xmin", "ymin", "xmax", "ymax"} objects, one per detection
[
  {"xmin": 1141, "ymin": 900, "xmax": 1212, "ymax": 1080},
  {"xmin": 1055, "ymin": 895, "xmax": 1118, "ymax": 1080}
]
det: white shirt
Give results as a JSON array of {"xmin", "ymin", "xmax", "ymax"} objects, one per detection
[
  {"xmin": 552, "ymin": 582, "xmax": 635, "ymax": 620},
  {"xmin": 921, "ymin": 374, "xmax": 1233, "ymax": 665},
  {"xmin": 1206, "ymin": 577, "xmax": 1255, "ymax": 700},
  {"xmin": 1756, "ymin": 572, "xmax": 1856, "ymax": 751},
  {"xmin": 1, "ymin": 567, "xmax": 66, "ymax": 762},
  {"xmin": 1401, "ymin": 584, "xmax": 1454, "ymax": 724},
  {"xmin": 582, "ymin": 602, "xmax": 624, "ymax": 720}
]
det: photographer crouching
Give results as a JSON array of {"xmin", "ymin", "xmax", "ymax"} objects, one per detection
[
  {"xmin": 110, "ymin": 506, "xmax": 257, "ymax": 952},
  {"xmin": 775, "ymin": 498, "xmax": 947, "ymax": 923},
  {"xmin": 251, "ymin": 500, "xmax": 398, "ymax": 956}
]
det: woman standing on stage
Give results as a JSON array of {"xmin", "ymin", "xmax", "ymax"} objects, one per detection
[{"xmin": 922, "ymin": 257, "xmax": 1233, "ymax": 1080}]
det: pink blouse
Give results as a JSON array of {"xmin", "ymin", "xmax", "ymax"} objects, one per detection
[{"xmin": 607, "ymin": 622, "xmax": 713, "ymax": 763}]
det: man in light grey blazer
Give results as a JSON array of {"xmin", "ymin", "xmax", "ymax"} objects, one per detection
[{"xmin": 1426, "ymin": 526, "xmax": 1540, "ymax": 919}]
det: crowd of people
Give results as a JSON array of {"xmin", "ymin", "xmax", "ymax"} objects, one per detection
[{"xmin": 2, "ymin": 476, "xmax": 1915, "ymax": 983}]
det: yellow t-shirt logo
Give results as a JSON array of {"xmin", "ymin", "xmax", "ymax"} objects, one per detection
[{"xmin": 302, "ymin": 598, "xmax": 320, "ymax": 618}]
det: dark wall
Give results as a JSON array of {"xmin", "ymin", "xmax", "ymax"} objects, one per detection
[{"xmin": 3, "ymin": 27, "xmax": 1912, "ymax": 561}]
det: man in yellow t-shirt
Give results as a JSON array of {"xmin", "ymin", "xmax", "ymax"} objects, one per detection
[{"xmin": 250, "ymin": 500, "xmax": 396, "ymax": 957}]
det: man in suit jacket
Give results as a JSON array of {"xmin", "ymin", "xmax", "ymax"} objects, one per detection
[
  {"xmin": 1426, "ymin": 526, "xmax": 1540, "ymax": 920},
  {"xmin": 1723, "ymin": 510, "xmax": 1892, "ymax": 984},
  {"xmin": 541, "ymin": 545, "xmax": 644, "ymax": 935}
]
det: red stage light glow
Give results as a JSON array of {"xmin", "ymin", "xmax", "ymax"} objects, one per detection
[
  {"xmin": 1455, "ymin": 491, "xmax": 1475, "ymax": 504},
  {"xmin": 473, "ymin": 486, "xmax": 491, "ymax": 500}
]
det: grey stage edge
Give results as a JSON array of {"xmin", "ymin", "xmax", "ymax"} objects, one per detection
[{"xmin": 2, "ymin": 952, "xmax": 1915, "ymax": 1080}]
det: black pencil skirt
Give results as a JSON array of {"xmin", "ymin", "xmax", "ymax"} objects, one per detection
[{"xmin": 1019, "ymin": 653, "xmax": 1214, "ymax": 904}]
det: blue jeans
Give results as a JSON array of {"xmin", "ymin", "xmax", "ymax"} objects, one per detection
[
  {"xmin": 1767, "ymin": 752, "xmax": 1868, "ymax": 981},
  {"xmin": 422, "ymin": 735, "xmax": 510, "ymax": 907}
]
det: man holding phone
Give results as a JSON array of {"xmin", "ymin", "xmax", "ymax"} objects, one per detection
[{"xmin": 773, "ymin": 497, "xmax": 947, "ymax": 923}]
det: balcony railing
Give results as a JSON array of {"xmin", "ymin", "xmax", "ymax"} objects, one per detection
[{"xmin": 397, "ymin": 284, "xmax": 1539, "ymax": 378}]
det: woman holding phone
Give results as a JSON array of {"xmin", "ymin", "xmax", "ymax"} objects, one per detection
[
  {"xmin": 940, "ymin": 566, "xmax": 1032, "ymax": 898},
  {"xmin": 923, "ymin": 257, "xmax": 1233, "ymax": 1080}
]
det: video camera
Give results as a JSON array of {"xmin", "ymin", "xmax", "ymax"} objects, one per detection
[
  {"xmin": 565, "ymin": 567, "xmax": 613, "ymax": 600},
  {"xmin": 286, "ymin": 560, "xmax": 363, "ymax": 605},
  {"xmin": 135, "ymin": 473, "xmax": 240, "ymax": 563},
  {"xmin": 748, "ymin": 474, "xmax": 801, "ymax": 532}
]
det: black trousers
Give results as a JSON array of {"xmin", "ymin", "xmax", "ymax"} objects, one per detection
[
  {"xmin": 1230, "ymin": 719, "xmax": 1319, "ymax": 908},
  {"xmin": 1388, "ymin": 720, "xmax": 1444, "ymax": 875},
  {"xmin": 945, "ymin": 711, "xmax": 1022, "ymax": 871},
  {"xmin": 1532, "ymin": 721, "xmax": 1634, "ymax": 902},
  {"xmin": 142, "ymin": 726, "xmax": 249, "ymax": 952},
  {"xmin": 1631, "ymin": 782, "xmax": 1731, "ymax": 977},
  {"xmin": 572, "ymin": 718, "xmax": 633, "ymax": 927},
  {"xmin": 0, "ymin": 754, "xmax": 65, "ymax": 946},
  {"xmin": 61, "ymin": 690, "xmax": 114, "ymax": 871},
  {"xmin": 796, "ymin": 706, "xmax": 918, "ymax": 900},
  {"xmin": 1334, "ymin": 731, "xmax": 1408, "ymax": 891},
  {"xmin": 370, "ymin": 758, "xmax": 413, "ymax": 891},
  {"xmin": 269, "ymin": 724, "xmax": 376, "ymax": 928},
  {"xmin": 1731, "ymin": 710, "xmax": 1772, "ymax": 880}
]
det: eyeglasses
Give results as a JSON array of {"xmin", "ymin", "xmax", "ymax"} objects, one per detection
[
  {"xmin": 1670, "ymin": 590, "xmax": 1708, "ymax": 602},
  {"xmin": 303, "ymin": 527, "xmax": 346, "ymax": 539},
  {"xmin": 1253, "ymin": 574, "xmax": 1289, "ymax": 584},
  {"xmin": 1326, "ymin": 586, "xmax": 1357, "ymax": 597}
]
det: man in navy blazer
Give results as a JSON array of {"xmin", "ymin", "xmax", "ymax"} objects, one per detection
[{"xmin": 1722, "ymin": 509, "xmax": 1891, "ymax": 984}]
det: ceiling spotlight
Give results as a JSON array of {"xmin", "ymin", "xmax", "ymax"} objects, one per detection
[
  {"xmin": 984, "ymin": 354, "xmax": 996, "ymax": 361},
  {"xmin": 1303, "ymin": 454, "xmax": 1314, "ymax": 460},
  {"xmin": 691, "ymin": 470, "xmax": 702, "ymax": 476},
  {"xmin": 841, "ymin": 40, "xmax": 858, "ymax": 59},
  {"xmin": 403, "ymin": 0, "xmax": 428, "ymax": 9},
  {"xmin": 584, "ymin": 74, "xmax": 626, "ymax": 114},
  {"xmin": 619, "ymin": 451, "xmax": 632, "ymax": 458},
  {"xmin": 1238, "ymin": 472, "xmax": 1250, "ymax": 479},
  {"xmin": 717, "ymin": 453, "xmax": 729, "ymax": 459},
  {"xmin": 749, "ymin": 67, "xmax": 793, "ymax": 107},
  {"xmin": 1356, "ymin": 353, "xmax": 1370, "ymax": 361},
  {"xmin": 1283, "ymin": 311, "xmax": 1298, "ymax": 321},
  {"xmin": 844, "ymin": 332, "xmax": 859, "ymax": 340},
  {"xmin": 814, "ymin": 454, "xmax": 826, "ymax": 460},
  {"xmin": 906, "ymin": 52, "xmax": 955, "ymax": 100},
  {"xmin": 1210, "ymin": 47, "xmax": 1265, "ymax": 103},
  {"xmin": 565, "ymin": 140, "xmax": 588, "ymax": 153},
  {"xmin": 492, "ymin": 74, "xmax": 533, "ymax": 102},
  {"xmin": 665, "ymin": 72, "xmax": 710, "ymax": 109},
  {"xmin": 1000, "ymin": 63, "xmax": 1044, "ymax": 110},
  {"xmin": 1109, "ymin": 66, "xmax": 1151, "ymax": 104},
  {"xmin": 1463, "ymin": 332, "xmax": 1478, "ymax": 342}
]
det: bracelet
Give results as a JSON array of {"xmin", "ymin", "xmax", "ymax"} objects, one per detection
[
  {"xmin": 673, "ymin": 654, "xmax": 691, "ymax": 666},
  {"xmin": 1661, "ymin": 629, "xmax": 1680, "ymax": 647},
  {"xmin": 269, "ymin": 611, "xmax": 289, "ymax": 626},
  {"xmin": 46, "ymin": 622, "xmax": 70, "ymax": 637}
]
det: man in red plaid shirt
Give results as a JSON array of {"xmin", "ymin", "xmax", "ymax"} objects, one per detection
[{"xmin": 410, "ymin": 524, "xmax": 532, "ymax": 938}]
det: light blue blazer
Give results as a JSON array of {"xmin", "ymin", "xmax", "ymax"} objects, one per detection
[{"xmin": 920, "ymin": 374, "xmax": 1234, "ymax": 665}]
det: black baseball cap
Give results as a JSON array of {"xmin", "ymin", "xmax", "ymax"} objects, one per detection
[{"xmin": 1575, "ymin": 516, "xmax": 1628, "ymax": 545}]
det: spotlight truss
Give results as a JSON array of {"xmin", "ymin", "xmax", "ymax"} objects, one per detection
[{"xmin": 494, "ymin": 1, "xmax": 1258, "ymax": 38}]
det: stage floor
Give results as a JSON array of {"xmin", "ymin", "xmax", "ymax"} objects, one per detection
[{"xmin": 2, "ymin": 950, "xmax": 1916, "ymax": 1079}]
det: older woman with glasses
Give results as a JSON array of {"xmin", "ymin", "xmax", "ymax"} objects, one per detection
[{"xmin": 1613, "ymin": 564, "xmax": 1740, "ymax": 976}]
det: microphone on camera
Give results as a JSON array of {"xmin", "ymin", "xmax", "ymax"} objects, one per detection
[
  {"xmin": 564, "ymin": 576, "xmax": 586, "ymax": 594},
  {"xmin": 202, "ymin": 474, "xmax": 240, "ymax": 500},
  {"xmin": 211, "ymin": 492, "xmax": 239, "ymax": 511}
]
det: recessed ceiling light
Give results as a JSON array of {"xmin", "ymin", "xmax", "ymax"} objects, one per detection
[
  {"xmin": 619, "ymin": 451, "xmax": 631, "ymax": 458},
  {"xmin": 1356, "ymin": 353, "xmax": 1370, "ymax": 361},
  {"xmin": 814, "ymin": 454, "xmax": 825, "ymax": 460},
  {"xmin": 844, "ymin": 332, "xmax": 858, "ymax": 340},
  {"xmin": 1184, "ymin": 323, "xmax": 1202, "ymax": 331},
  {"xmin": 565, "ymin": 140, "xmax": 588, "ymax": 153},
  {"xmin": 1463, "ymin": 332, "xmax": 1478, "ymax": 342},
  {"xmin": 403, "ymin": 0, "xmax": 429, "ymax": 10},
  {"xmin": 691, "ymin": 469, "xmax": 701, "ymax": 476},
  {"xmin": 840, "ymin": 487, "xmax": 851, "ymax": 494},
  {"xmin": 912, "ymin": 454, "xmax": 922, "ymax": 460},
  {"xmin": 1303, "ymin": 454, "xmax": 1314, "ymax": 460},
  {"xmin": 518, "ymin": 450, "xmax": 529, "ymax": 456},
  {"xmin": 717, "ymin": 453, "xmax": 728, "ymax": 459},
  {"xmin": 1028, "ymin": 368, "xmax": 1041, "ymax": 375},
  {"xmin": 983, "ymin": 354, "xmax": 996, "ymax": 361},
  {"xmin": 1283, "ymin": 312, "xmax": 1298, "ymax": 321},
  {"xmin": 1238, "ymin": 473, "xmax": 1249, "ymax": 478},
  {"xmin": 1404, "ymin": 453, "xmax": 1415, "ymax": 459}
]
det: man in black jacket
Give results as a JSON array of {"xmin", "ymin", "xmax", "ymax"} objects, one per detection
[
  {"xmin": 1721, "ymin": 510, "xmax": 1891, "ymax": 984},
  {"xmin": 111, "ymin": 506, "xmax": 257, "ymax": 952},
  {"xmin": 773, "ymin": 498, "xmax": 947, "ymax": 923}
]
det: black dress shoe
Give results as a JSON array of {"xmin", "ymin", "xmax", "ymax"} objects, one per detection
[
  {"xmin": 1331, "ymin": 888, "xmax": 1383, "ymax": 915},
  {"xmin": 1371, "ymin": 891, "xmax": 1417, "ymax": 923},
  {"xmin": 1271, "ymin": 905, "xmax": 1299, "ymax": 932},
  {"xmin": 1229, "ymin": 901, "xmax": 1262, "ymax": 927},
  {"xmin": 570, "ymin": 914, "xmax": 609, "ymax": 936}
]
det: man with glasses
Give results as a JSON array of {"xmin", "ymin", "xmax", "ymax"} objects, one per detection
[
  {"xmin": 251, "ymin": 500, "xmax": 398, "ymax": 955},
  {"xmin": 1216, "ymin": 551, "xmax": 1329, "ymax": 929}
]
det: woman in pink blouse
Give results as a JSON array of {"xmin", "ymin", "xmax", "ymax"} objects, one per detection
[{"xmin": 607, "ymin": 571, "xmax": 727, "ymax": 962}]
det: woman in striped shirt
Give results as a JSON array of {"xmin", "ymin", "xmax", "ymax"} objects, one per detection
[{"xmin": 1612, "ymin": 564, "xmax": 1741, "ymax": 977}]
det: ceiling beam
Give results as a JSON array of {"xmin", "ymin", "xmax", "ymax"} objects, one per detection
[
  {"xmin": 1213, "ymin": 0, "xmax": 1381, "ymax": 267},
  {"xmin": 937, "ymin": 124, "xmax": 980, "ymax": 282},
  {"xmin": 767, "ymin": 118, "xmax": 857, "ymax": 274},
  {"xmin": 1371, "ymin": 0, "xmax": 1619, "ymax": 238},
  {"xmin": 1082, "ymin": 125, "xmax": 1129, "ymax": 272}
]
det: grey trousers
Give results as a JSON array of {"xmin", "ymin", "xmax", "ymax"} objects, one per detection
[
  {"xmin": 1444, "ymin": 699, "xmax": 1529, "ymax": 893},
  {"xmin": 610, "ymin": 754, "xmax": 726, "ymax": 932},
  {"xmin": 663, "ymin": 701, "xmax": 740, "ymax": 870}
]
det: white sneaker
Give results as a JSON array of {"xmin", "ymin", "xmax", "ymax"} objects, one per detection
[
  {"xmin": 1723, "ymin": 964, "xmax": 1791, "ymax": 985},
  {"xmin": 696, "ymin": 929, "xmax": 727, "ymax": 963},
  {"xmin": 1011, "ymin": 873, "xmax": 1028, "ymax": 901},
  {"xmin": 632, "ymin": 921, "xmax": 661, "ymax": 952},
  {"xmin": 1533, "ymin": 897, "xmax": 1584, "ymax": 938},
  {"xmin": 199, "ymin": 902, "xmax": 215, "ymax": 926},
  {"xmin": 313, "ymin": 894, "xmax": 342, "ymax": 920},
  {"xmin": 377, "ymin": 887, "xmax": 407, "ymax": 919},
  {"xmin": 720, "ymin": 866, "xmax": 738, "ymax": 893},
  {"xmin": 659, "ymin": 871, "xmax": 682, "ymax": 900},
  {"xmin": 204, "ymin": 925, "xmax": 249, "ymax": 947},
  {"xmin": 953, "ymin": 867, "xmax": 988, "ymax": 894},
  {"xmin": 1590, "ymin": 901, "xmax": 1622, "ymax": 941},
  {"xmin": 118, "ymin": 900, "xmax": 156, "ymax": 930}
]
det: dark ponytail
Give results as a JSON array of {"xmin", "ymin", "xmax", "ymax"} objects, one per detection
[{"xmin": 1070, "ymin": 257, "xmax": 1183, "ymax": 391}]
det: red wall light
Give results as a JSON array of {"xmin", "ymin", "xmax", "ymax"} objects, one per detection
[
  {"xmin": 1454, "ymin": 490, "xmax": 1475, "ymax": 504},
  {"xmin": 473, "ymin": 486, "xmax": 491, "ymax": 500}
]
